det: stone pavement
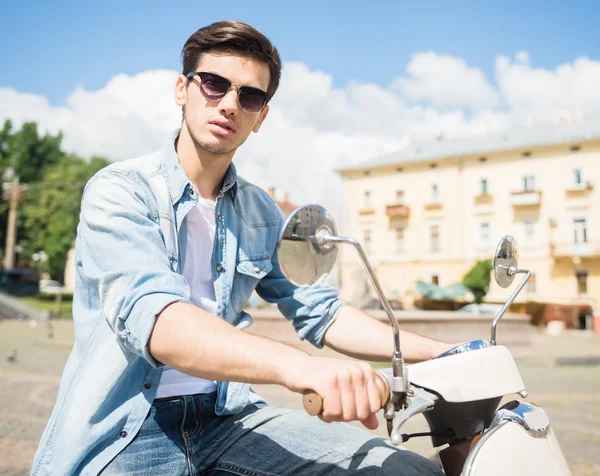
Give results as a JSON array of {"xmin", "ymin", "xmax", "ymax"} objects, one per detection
[{"xmin": 0, "ymin": 318, "xmax": 599, "ymax": 475}]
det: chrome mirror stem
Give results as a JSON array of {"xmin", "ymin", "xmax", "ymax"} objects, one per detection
[
  {"xmin": 491, "ymin": 267, "xmax": 531, "ymax": 345},
  {"xmin": 318, "ymin": 230, "xmax": 406, "ymax": 384}
]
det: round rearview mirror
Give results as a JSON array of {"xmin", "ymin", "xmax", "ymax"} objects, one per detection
[
  {"xmin": 493, "ymin": 235, "xmax": 519, "ymax": 288},
  {"xmin": 277, "ymin": 205, "xmax": 338, "ymax": 286}
]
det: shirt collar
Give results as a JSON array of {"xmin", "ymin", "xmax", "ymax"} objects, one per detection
[{"xmin": 161, "ymin": 128, "xmax": 238, "ymax": 204}]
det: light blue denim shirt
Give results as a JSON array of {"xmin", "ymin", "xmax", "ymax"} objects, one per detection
[{"xmin": 32, "ymin": 130, "xmax": 344, "ymax": 476}]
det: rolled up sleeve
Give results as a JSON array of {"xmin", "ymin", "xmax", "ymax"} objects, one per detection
[
  {"xmin": 79, "ymin": 169, "xmax": 192, "ymax": 367},
  {"xmin": 255, "ymin": 215, "xmax": 344, "ymax": 349}
]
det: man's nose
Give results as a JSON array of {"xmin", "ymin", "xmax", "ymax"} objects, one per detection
[{"xmin": 219, "ymin": 88, "xmax": 239, "ymax": 115}]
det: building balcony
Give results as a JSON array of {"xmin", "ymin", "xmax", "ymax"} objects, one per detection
[
  {"xmin": 358, "ymin": 208, "xmax": 375, "ymax": 216},
  {"xmin": 565, "ymin": 182, "xmax": 594, "ymax": 197},
  {"xmin": 424, "ymin": 201, "xmax": 443, "ymax": 211},
  {"xmin": 385, "ymin": 203, "xmax": 410, "ymax": 218},
  {"xmin": 550, "ymin": 241, "xmax": 600, "ymax": 259},
  {"xmin": 510, "ymin": 190, "xmax": 542, "ymax": 207},
  {"xmin": 474, "ymin": 193, "xmax": 494, "ymax": 205}
]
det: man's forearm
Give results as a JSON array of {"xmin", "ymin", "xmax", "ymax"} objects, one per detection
[
  {"xmin": 148, "ymin": 301, "xmax": 307, "ymax": 385},
  {"xmin": 323, "ymin": 305, "xmax": 453, "ymax": 363}
]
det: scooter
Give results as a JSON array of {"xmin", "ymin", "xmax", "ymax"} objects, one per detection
[{"xmin": 276, "ymin": 204, "xmax": 572, "ymax": 476}]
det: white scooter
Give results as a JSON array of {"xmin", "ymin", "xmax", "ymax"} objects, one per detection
[{"xmin": 276, "ymin": 205, "xmax": 571, "ymax": 476}]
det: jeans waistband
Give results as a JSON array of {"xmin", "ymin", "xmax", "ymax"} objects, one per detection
[{"xmin": 153, "ymin": 392, "xmax": 217, "ymax": 403}]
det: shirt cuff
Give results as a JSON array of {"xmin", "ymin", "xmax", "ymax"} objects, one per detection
[{"xmin": 117, "ymin": 292, "xmax": 193, "ymax": 368}]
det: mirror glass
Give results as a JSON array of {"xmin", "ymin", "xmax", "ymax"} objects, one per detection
[
  {"xmin": 277, "ymin": 205, "xmax": 338, "ymax": 286},
  {"xmin": 493, "ymin": 235, "xmax": 519, "ymax": 288}
]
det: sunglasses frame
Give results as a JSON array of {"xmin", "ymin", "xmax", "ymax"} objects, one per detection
[{"xmin": 186, "ymin": 72, "xmax": 270, "ymax": 114}]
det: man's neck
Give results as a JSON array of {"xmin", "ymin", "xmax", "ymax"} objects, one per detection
[{"xmin": 176, "ymin": 124, "xmax": 234, "ymax": 201}]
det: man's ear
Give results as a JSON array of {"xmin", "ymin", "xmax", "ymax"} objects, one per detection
[
  {"xmin": 174, "ymin": 75, "xmax": 187, "ymax": 107},
  {"xmin": 252, "ymin": 105, "xmax": 270, "ymax": 133}
]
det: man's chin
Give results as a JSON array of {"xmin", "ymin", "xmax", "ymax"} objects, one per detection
[{"xmin": 193, "ymin": 135, "xmax": 238, "ymax": 156}]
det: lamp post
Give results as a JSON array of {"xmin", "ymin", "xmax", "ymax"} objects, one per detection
[{"xmin": 2, "ymin": 168, "xmax": 28, "ymax": 270}]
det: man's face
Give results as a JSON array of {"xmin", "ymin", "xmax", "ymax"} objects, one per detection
[{"xmin": 175, "ymin": 52, "xmax": 271, "ymax": 156}]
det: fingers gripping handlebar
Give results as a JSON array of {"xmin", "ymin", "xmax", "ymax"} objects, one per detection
[{"xmin": 302, "ymin": 371, "xmax": 391, "ymax": 416}]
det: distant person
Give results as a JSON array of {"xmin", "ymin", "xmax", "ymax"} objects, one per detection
[{"xmin": 32, "ymin": 20, "xmax": 452, "ymax": 475}]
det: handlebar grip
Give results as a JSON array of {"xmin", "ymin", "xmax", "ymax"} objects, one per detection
[{"xmin": 303, "ymin": 371, "xmax": 391, "ymax": 416}]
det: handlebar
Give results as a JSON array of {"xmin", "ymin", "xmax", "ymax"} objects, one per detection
[{"xmin": 302, "ymin": 371, "xmax": 391, "ymax": 416}]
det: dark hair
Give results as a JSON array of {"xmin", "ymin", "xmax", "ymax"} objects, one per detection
[{"xmin": 181, "ymin": 20, "xmax": 282, "ymax": 99}]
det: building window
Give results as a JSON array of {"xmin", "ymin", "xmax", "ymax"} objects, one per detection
[
  {"xmin": 430, "ymin": 225, "xmax": 440, "ymax": 251},
  {"xmin": 479, "ymin": 222, "xmax": 491, "ymax": 248},
  {"xmin": 363, "ymin": 229, "xmax": 372, "ymax": 253},
  {"xmin": 573, "ymin": 218, "xmax": 588, "ymax": 244},
  {"xmin": 395, "ymin": 228, "xmax": 405, "ymax": 253},
  {"xmin": 576, "ymin": 270, "xmax": 588, "ymax": 295},
  {"xmin": 363, "ymin": 190, "xmax": 372, "ymax": 210},
  {"xmin": 480, "ymin": 179, "xmax": 488, "ymax": 195},
  {"xmin": 573, "ymin": 169, "xmax": 582, "ymax": 187},
  {"xmin": 523, "ymin": 175, "xmax": 535, "ymax": 192},
  {"xmin": 430, "ymin": 184, "xmax": 439, "ymax": 203},
  {"xmin": 395, "ymin": 190, "xmax": 405, "ymax": 204},
  {"xmin": 524, "ymin": 219, "xmax": 537, "ymax": 244},
  {"xmin": 526, "ymin": 273, "xmax": 537, "ymax": 293}
]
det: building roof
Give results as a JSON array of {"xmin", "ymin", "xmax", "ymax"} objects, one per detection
[
  {"xmin": 337, "ymin": 117, "xmax": 600, "ymax": 173},
  {"xmin": 266, "ymin": 187, "xmax": 298, "ymax": 216}
]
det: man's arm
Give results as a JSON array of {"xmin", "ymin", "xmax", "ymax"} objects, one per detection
[
  {"xmin": 149, "ymin": 301, "xmax": 383, "ymax": 429},
  {"xmin": 81, "ymin": 172, "xmax": 381, "ymax": 428},
  {"xmin": 322, "ymin": 305, "xmax": 455, "ymax": 363}
]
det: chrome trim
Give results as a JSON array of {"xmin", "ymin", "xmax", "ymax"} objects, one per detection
[
  {"xmin": 490, "ymin": 400, "xmax": 550, "ymax": 438},
  {"xmin": 431, "ymin": 339, "xmax": 490, "ymax": 360},
  {"xmin": 321, "ymin": 233, "xmax": 407, "ymax": 386},
  {"xmin": 461, "ymin": 422, "xmax": 506, "ymax": 476},
  {"xmin": 462, "ymin": 401, "xmax": 552, "ymax": 475},
  {"xmin": 490, "ymin": 269, "xmax": 531, "ymax": 345}
]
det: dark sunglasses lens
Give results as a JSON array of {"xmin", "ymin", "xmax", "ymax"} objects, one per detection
[
  {"xmin": 239, "ymin": 88, "xmax": 268, "ymax": 113},
  {"xmin": 200, "ymin": 73, "xmax": 230, "ymax": 98}
]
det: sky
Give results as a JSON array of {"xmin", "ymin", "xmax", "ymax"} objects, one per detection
[{"xmin": 1, "ymin": 0, "xmax": 600, "ymax": 214}]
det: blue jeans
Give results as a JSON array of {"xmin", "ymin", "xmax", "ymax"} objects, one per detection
[{"xmin": 100, "ymin": 393, "xmax": 443, "ymax": 475}]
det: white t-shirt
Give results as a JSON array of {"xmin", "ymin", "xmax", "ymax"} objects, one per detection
[{"xmin": 155, "ymin": 196, "xmax": 218, "ymax": 398}]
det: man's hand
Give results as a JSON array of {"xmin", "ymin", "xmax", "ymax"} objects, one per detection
[{"xmin": 283, "ymin": 355, "xmax": 384, "ymax": 430}]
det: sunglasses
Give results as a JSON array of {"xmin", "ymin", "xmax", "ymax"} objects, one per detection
[{"xmin": 186, "ymin": 72, "xmax": 270, "ymax": 114}]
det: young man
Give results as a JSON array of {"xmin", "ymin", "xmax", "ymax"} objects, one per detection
[{"xmin": 32, "ymin": 21, "xmax": 449, "ymax": 475}]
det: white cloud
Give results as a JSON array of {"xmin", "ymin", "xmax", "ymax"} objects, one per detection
[
  {"xmin": 392, "ymin": 52, "xmax": 500, "ymax": 110},
  {"xmin": 2, "ymin": 52, "xmax": 600, "ymax": 223},
  {"xmin": 515, "ymin": 51, "xmax": 530, "ymax": 65},
  {"xmin": 496, "ymin": 54, "xmax": 600, "ymax": 123}
]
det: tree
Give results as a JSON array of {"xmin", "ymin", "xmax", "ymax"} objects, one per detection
[
  {"xmin": 20, "ymin": 155, "xmax": 109, "ymax": 280},
  {"xmin": 0, "ymin": 120, "xmax": 110, "ymax": 280},
  {"xmin": 2, "ymin": 121, "xmax": 64, "ymax": 183},
  {"xmin": 462, "ymin": 259, "xmax": 493, "ymax": 304},
  {"xmin": 0, "ymin": 120, "xmax": 66, "ymax": 258}
]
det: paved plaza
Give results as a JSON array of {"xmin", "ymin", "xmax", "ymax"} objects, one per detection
[{"xmin": 0, "ymin": 318, "xmax": 599, "ymax": 475}]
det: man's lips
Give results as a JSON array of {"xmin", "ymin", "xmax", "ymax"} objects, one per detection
[{"xmin": 208, "ymin": 120, "xmax": 236, "ymax": 134}]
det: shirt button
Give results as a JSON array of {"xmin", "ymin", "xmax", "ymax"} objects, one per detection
[
  {"xmin": 218, "ymin": 215, "xmax": 223, "ymax": 221},
  {"xmin": 144, "ymin": 383, "xmax": 151, "ymax": 389},
  {"xmin": 216, "ymin": 265, "xmax": 223, "ymax": 272},
  {"xmin": 253, "ymin": 267, "xmax": 260, "ymax": 273},
  {"xmin": 190, "ymin": 188, "xmax": 195, "ymax": 196},
  {"xmin": 120, "ymin": 430, "xmax": 127, "ymax": 438}
]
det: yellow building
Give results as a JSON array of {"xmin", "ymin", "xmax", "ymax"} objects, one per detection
[{"xmin": 337, "ymin": 120, "xmax": 600, "ymax": 309}]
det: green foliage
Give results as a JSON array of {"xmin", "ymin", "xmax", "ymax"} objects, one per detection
[
  {"xmin": 1, "ymin": 119, "xmax": 110, "ymax": 280},
  {"xmin": 415, "ymin": 280, "xmax": 469, "ymax": 300},
  {"xmin": 462, "ymin": 259, "xmax": 494, "ymax": 304},
  {"xmin": 35, "ymin": 292, "xmax": 74, "ymax": 301}
]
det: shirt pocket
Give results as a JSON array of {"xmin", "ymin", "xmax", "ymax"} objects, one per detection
[{"xmin": 231, "ymin": 258, "xmax": 273, "ymax": 314}]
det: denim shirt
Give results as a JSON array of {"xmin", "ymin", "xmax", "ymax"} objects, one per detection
[{"xmin": 31, "ymin": 130, "xmax": 344, "ymax": 476}]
